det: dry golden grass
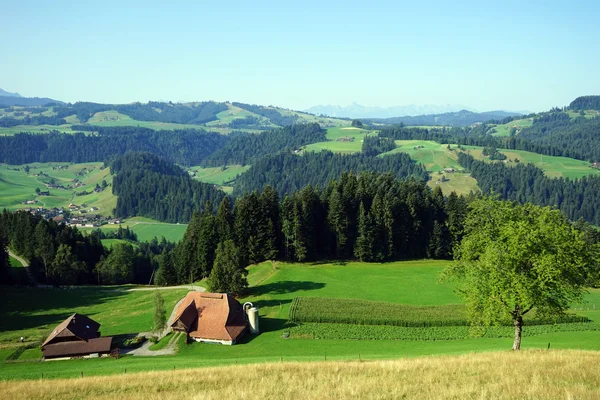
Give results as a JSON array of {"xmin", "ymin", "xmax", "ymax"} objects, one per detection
[{"xmin": 2, "ymin": 350, "xmax": 599, "ymax": 399}]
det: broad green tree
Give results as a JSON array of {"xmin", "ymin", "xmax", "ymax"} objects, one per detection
[{"xmin": 441, "ymin": 198, "xmax": 598, "ymax": 350}]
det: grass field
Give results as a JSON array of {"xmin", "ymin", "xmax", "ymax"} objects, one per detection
[
  {"xmin": 0, "ymin": 162, "xmax": 116, "ymax": 215},
  {"xmin": 463, "ymin": 146, "xmax": 600, "ymax": 179},
  {"xmin": 3, "ymin": 350, "xmax": 598, "ymax": 399},
  {"xmin": 101, "ymin": 239, "xmax": 139, "ymax": 249},
  {"xmin": 79, "ymin": 217, "xmax": 188, "ymax": 243},
  {"xmin": 189, "ymin": 164, "xmax": 250, "ymax": 193},
  {"xmin": 0, "ymin": 286, "xmax": 188, "ymax": 344},
  {"xmin": 379, "ymin": 140, "xmax": 479, "ymax": 195},
  {"xmin": 0, "ymin": 260, "xmax": 598, "ymax": 381},
  {"xmin": 303, "ymin": 127, "xmax": 374, "ymax": 154},
  {"xmin": 86, "ymin": 110, "xmax": 208, "ymax": 130},
  {"xmin": 9, "ymin": 256, "xmax": 21, "ymax": 267},
  {"xmin": 488, "ymin": 118, "xmax": 534, "ymax": 136}
]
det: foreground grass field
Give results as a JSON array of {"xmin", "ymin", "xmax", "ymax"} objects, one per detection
[
  {"xmin": 2, "ymin": 350, "xmax": 599, "ymax": 399},
  {"xmin": 1, "ymin": 260, "xmax": 598, "ymax": 381}
]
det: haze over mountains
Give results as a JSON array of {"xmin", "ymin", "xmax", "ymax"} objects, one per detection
[
  {"xmin": 305, "ymin": 103, "xmax": 474, "ymax": 118},
  {"xmin": 0, "ymin": 88, "xmax": 21, "ymax": 97}
]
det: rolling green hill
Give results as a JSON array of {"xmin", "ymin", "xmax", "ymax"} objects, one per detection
[{"xmin": 0, "ymin": 162, "xmax": 116, "ymax": 215}]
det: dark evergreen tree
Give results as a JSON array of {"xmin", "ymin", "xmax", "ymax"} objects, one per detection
[{"xmin": 208, "ymin": 240, "xmax": 248, "ymax": 295}]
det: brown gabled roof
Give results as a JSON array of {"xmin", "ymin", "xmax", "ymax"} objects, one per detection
[
  {"xmin": 42, "ymin": 313, "xmax": 101, "ymax": 347},
  {"xmin": 42, "ymin": 337, "xmax": 112, "ymax": 358},
  {"xmin": 171, "ymin": 292, "xmax": 247, "ymax": 342}
]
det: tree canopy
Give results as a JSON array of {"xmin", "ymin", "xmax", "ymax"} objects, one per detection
[{"xmin": 441, "ymin": 197, "xmax": 599, "ymax": 350}]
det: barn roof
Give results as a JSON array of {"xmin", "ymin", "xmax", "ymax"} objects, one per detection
[
  {"xmin": 42, "ymin": 313, "xmax": 101, "ymax": 347},
  {"xmin": 42, "ymin": 337, "xmax": 112, "ymax": 358},
  {"xmin": 171, "ymin": 292, "xmax": 247, "ymax": 342}
]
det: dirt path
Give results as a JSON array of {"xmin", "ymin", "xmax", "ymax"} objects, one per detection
[
  {"xmin": 122, "ymin": 332, "xmax": 183, "ymax": 356},
  {"xmin": 8, "ymin": 250, "xmax": 37, "ymax": 285}
]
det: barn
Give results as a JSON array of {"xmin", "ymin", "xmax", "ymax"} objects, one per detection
[
  {"xmin": 41, "ymin": 313, "xmax": 113, "ymax": 360},
  {"xmin": 170, "ymin": 292, "xmax": 249, "ymax": 345}
]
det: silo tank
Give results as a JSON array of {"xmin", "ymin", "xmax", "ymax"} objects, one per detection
[{"xmin": 247, "ymin": 307, "xmax": 259, "ymax": 334}]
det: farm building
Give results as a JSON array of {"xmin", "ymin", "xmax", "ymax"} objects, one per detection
[
  {"xmin": 41, "ymin": 313, "xmax": 112, "ymax": 360},
  {"xmin": 444, "ymin": 168, "xmax": 455, "ymax": 173},
  {"xmin": 170, "ymin": 292, "xmax": 251, "ymax": 345}
]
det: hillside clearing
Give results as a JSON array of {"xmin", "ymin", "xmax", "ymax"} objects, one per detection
[
  {"xmin": 1, "ymin": 351, "xmax": 599, "ymax": 399},
  {"xmin": 79, "ymin": 217, "xmax": 188, "ymax": 242}
]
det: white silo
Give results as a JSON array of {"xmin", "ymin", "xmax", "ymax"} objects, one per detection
[{"xmin": 243, "ymin": 302, "xmax": 260, "ymax": 334}]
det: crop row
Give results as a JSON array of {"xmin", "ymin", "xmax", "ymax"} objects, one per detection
[
  {"xmin": 287, "ymin": 322, "xmax": 600, "ymax": 341},
  {"xmin": 288, "ymin": 297, "xmax": 590, "ymax": 327}
]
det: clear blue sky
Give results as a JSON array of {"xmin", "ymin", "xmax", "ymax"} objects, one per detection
[{"xmin": 2, "ymin": 0, "xmax": 599, "ymax": 112}]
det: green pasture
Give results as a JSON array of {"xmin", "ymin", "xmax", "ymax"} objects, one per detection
[
  {"xmin": 0, "ymin": 163, "xmax": 116, "ymax": 215},
  {"xmin": 100, "ymin": 239, "xmax": 139, "ymax": 249},
  {"xmin": 79, "ymin": 217, "xmax": 188, "ymax": 243},
  {"xmin": 0, "ymin": 124, "xmax": 73, "ymax": 136},
  {"xmin": 463, "ymin": 147, "xmax": 600, "ymax": 179},
  {"xmin": 86, "ymin": 110, "xmax": 204, "ymax": 130},
  {"xmin": 0, "ymin": 260, "xmax": 599, "ymax": 380},
  {"xmin": 488, "ymin": 118, "xmax": 533, "ymax": 136},
  {"xmin": 189, "ymin": 164, "xmax": 250, "ymax": 187},
  {"xmin": 303, "ymin": 127, "xmax": 374, "ymax": 154},
  {"xmin": 566, "ymin": 109, "xmax": 600, "ymax": 119},
  {"xmin": 0, "ymin": 286, "xmax": 188, "ymax": 344},
  {"xmin": 379, "ymin": 140, "xmax": 479, "ymax": 195}
]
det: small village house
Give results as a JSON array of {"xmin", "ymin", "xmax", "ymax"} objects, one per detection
[
  {"xmin": 41, "ymin": 313, "xmax": 112, "ymax": 360},
  {"xmin": 170, "ymin": 292, "xmax": 249, "ymax": 345}
]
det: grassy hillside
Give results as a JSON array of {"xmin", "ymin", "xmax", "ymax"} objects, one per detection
[
  {"xmin": 2, "ymin": 350, "xmax": 598, "ymax": 399},
  {"xmin": 463, "ymin": 146, "xmax": 600, "ymax": 179},
  {"xmin": 79, "ymin": 217, "xmax": 188, "ymax": 242},
  {"xmin": 189, "ymin": 164, "xmax": 250, "ymax": 193},
  {"xmin": 86, "ymin": 110, "xmax": 206, "ymax": 130},
  {"xmin": 303, "ymin": 127, "xmax": 374, "ymax": 153},
  {"xmin": 488, "ymin": 117, "xmax": 534, "ymax": 136},
  {"xmin": 0, "ymin": 286, "xmax": 188, "ymax": 343},
  {"xmin": 0, "ymin": 162, "xmax": 116, "ymax": 215},
  {"xmin": 0, "ymin": 260, "xmax": 598, "ymax": 380}
]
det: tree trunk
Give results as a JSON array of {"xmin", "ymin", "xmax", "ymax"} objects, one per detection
[{"xmin": 512, "ymin": 315, "xmax": 523, "ymax": 351}]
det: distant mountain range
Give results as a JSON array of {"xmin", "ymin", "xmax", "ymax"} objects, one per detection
[
  {"xmin": 0, "ymin": 88, "xmax": 62, "ymax": 106},
  {"xmin": 305, "ymin": 103, "xmax": 472, "ymax": 119},
  {"xmin": 369, "ymin": 109, "xmax": 522, "ymax": 127},
  {"xmin": 0, "ymin": 88, "xmax": 22, "ymax": 97}
]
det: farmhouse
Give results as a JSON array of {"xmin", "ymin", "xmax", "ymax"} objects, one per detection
[
  {"xmin": 444, "ymin": 168, "xmax": 455, "ymax": 173},
  {"xmin": 592, "ymin": 162, "xmax": 599, "ymax": 168},
  {"xmin": 170, "ymin": 292, "xmax": 249, "ymax": 345},
  {"xmin": 41, "ymin": 313, "xmax": 112, "ymax": 360}
]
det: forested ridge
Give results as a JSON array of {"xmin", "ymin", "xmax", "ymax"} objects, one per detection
[
  {"xmin": 0, "ymin": 128, "xmax": 229, "ymax": 165},
  {"xmin": 569, "ymin": 95, "xmax": 600, "ymax": 111},
  {"xmin": 52, "ymin": 101, "xmax": 228, "ymax": 124},
  {"xmin": 155, "ymin": 174, "xmax": 470, "ymax": 286},
  {"xmin": 231, "ymin": 102, "xmax": 299, "ymax": 127},
  {"xmin": 201, "ymin": 123, "xmax": 326, "ymax": 166},
  {"xmin": 458, "ymin": 153, "xmax": 600, "ymax": 225},
  {"xmin": 0, "ymin": 209, "xmax": 175, "ymax": 286},
  {"xmin": 111, "ymin": 153, "xmax": 226, "ymax": 223},
  {"xmin": 233, "ymin": 151, "xmax": 429, "ymax": 196}
]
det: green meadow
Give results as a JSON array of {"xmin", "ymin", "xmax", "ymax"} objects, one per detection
[
  {"xmin": 303, "ymin": 127, "xmax": 374, "ymax": 154},
  {"xmin": 0, "ymin": 162, "xmax": 116, "ymax": 215},
  {"xmin": 189, "ymin": 164, "xmax": 250, "ymax": 193},
  {"xmin": 463, "ymin": 146, "xmax": 600, "ymax": 179},
  {"xmin": 380, "ymin": 140, "xmax": 479, "ymax": 195},
  {"xmin": 79, "ymin": 217, "xmax": 188, "ymax": 243},
  {"xmin": 489, "ymin": 118, "xmax": 534, "ymax": 136},
  {"xmin": 87, "ymin": 111, "xmax": 205, "ymax": 130},
  {"xmin": 1, "ymin": 260, "xmax": 598, "ymax": 380}
]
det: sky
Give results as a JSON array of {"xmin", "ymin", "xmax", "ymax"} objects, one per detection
[{"xmin": 2, "ymin": 0, "xmax": 600, "ymax": 112}]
